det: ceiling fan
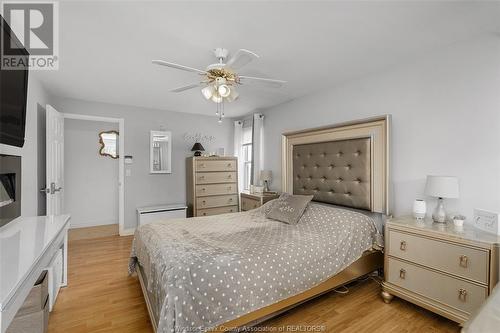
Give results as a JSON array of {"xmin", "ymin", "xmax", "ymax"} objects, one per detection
[{"xmin": 152, "ymin": 47, "xmax": 286, "ymax": 121}]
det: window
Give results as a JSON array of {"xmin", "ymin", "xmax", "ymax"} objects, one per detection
[
  {"xmin": 242, "ymin": 143, "xmax": 252, "ymax": 190},
  {"xmin": 242, "ymin": 124, "xmax": 253, "ymax": 191}
]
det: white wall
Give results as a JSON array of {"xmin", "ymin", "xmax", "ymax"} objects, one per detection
[
  {"xmin": 260, "ymin": 36, "xmax": 500, "ymax": 219},
  {"xmin": 51, "ymin": 97, "xmax": 234, "ymax": 230},
  {"xmin": 64, "ymin": 119, "xmax": 119, "ymax": 228},
  {"xmin": 0, "ymin": 76, "xmax": 52, "ymax": 217}
]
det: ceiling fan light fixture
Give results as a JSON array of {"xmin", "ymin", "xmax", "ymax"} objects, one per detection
[
  {"xmin": 201, "ymin": 85, "xmax": 215, "ymax": 100},
  {"xmin": 225, "ymin": 88, "xmax": 239, "ymax": 102},
  {"xmin": 217, "ymin": 84, "xmax": 231, "ymax": 98},
  {"xmin": 211, "ymin": 93, "xmax": 223, "ymax": 103}
]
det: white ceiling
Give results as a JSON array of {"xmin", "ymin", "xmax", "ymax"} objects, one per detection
[{"xmin": 34, "ymin": 1, "xmax": 500, "ymax": 118}]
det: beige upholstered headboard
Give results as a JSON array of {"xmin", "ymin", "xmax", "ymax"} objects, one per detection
[
  {"xmin": 282, "ymin": 116, "xmax": 390, "ymax": 214},
  {"xmin": 293, "ymin": 138, "xmax": 371, "ymax": 210}
]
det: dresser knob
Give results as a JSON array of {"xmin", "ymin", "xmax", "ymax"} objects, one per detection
[
  {"xmin": 400, "ymin": 241, "xmax": 407, "ymax": 251},
  {"xmin": 399, "ymin": 269, "xmax": 406, "ymax": 279},
  {"xmin": 200, "ymin": 163, "xmax": 205, "ymax": 168},
  {"xmin": 459, "ymin": 255, "xmax": 469, "ymax": 268},
  {"xmin": 201, "ymin": 188, "xmax": 206, "ymax": 191},
  {"xmin": 202, "ymin": 200, "xmax": 206, "ymax": 205},
  {"xmin": 228, "ymin": 175, "xmax": 232, "ymax": 178},
  {"xmin": 227, "ymin": 163, "xmax": 232, "ymax": 167},
  {"xmin": 202, "ymin": 212, "xmax": 207, "ymax": 216},
  {"xmin": 458, "ymin": 288, "xmax": 468, "ymax": 302},
  {"xmin": 199, "ymin": 175, "xmax": 205, "ymax": 179},
  {"xmin": 229, "ymin": 198, "xmax": 233, "ymax": 202}
]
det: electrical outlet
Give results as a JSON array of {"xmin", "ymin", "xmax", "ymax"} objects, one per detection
[{"xmin": 473, "ymin": 209, "xmax": 500, "ymax": 235}]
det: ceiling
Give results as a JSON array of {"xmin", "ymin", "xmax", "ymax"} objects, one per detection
[{"xmin": 33, "ymin": 1, "xmax": 500, "ymax": 118}]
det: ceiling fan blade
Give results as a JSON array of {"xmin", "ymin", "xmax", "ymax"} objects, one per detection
[
  {"xmin": 238, "ymin": 75, "xmax": 286, "ymax": 88},
  {"xmin": 152, "ymin": 60, "xmax": 207, "ymax": 74},
  {"xmin": 170, "ymin": 84, "xmax": 201, "ymax": 92},
  {"xmin": 225, "ymin": 49, "xmax": 259, "ymax": 70}
]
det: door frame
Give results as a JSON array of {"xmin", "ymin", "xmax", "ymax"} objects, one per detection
[{"xmin": 62, "ymin": 113, "xmax": 126, "ymax": 236}]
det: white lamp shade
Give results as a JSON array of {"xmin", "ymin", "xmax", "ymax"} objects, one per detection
[
  {"xmin": 424, "ymin": 175, "xmax": 459, "ymax": 198},
  {"xmin": 201, "ymin": 85, "xmax": 214, "ymax": 100},
  {"xmin": 260, "ymin": 170, "xmax": 272, "ymax": 182}
]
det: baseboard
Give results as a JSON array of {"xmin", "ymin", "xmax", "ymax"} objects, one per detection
[
  {"xmin": 120, "ymin": 228, "xmax": 136, "ymax": 236},
  {"xmin": 69, "ymin": 219, "xmax": 118, "ymax": 229},
  {"xmin": 68, "ymin": 224, "xmax": 119, "ymax": 241}
]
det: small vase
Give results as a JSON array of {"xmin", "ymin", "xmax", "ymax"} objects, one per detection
[{"xmin": 413, "ymin": 199, "xmax": 427, "ymax": 220}]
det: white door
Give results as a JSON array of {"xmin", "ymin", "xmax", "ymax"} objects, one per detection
[{"xmin": 46, "ymin": 105, "xmax": 64, "ymax": 216}]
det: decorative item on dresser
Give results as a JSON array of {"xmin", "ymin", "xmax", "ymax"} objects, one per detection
[
  {"xmin": 260, "ymin": 170, "xmax": 272, "ymax": 192},
  {"xmin": 186, "ymin": 156, "xmax": 238, "ymax": 217},
  {"xmin": 381, "ymin": 216, "xmax": 500, "ymax": 324},
  {"xmin": 240, "ymin": 190, "xmax": 279, "ymax": 211}
]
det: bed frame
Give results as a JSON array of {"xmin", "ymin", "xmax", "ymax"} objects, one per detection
[{"xmin": 137, "ymin": 115, "xmax": 391, "ymax": 332}]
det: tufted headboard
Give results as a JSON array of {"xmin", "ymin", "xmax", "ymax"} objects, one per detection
[
  {"xmin": 293, "ymin": 138, "xmax": 371, "ymax": 210},
  {"xmin": 282, "ymin": 116, "xmax": 390, "ymax": 214}
]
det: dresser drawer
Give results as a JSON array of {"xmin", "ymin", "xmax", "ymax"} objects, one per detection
[
  {"xmin": 197, "ymin": 195, "xmax": 237, "ymax": 209},
  {"xmin": 197, "ymin": 205, "xmax": 238, "ymax": 216},
  {"xmin": 387, "ymin": 257, "xmax": 487, "ymax": 315},
  {"xmin": 195, "ymin": 172, "xmax": 236, "ymax": 184},
  {"xmin": 388, "ymin": 230, "xmax": 489, "ymax": 284},
  {"xmin": 196, "ymin": 160, "xmax": 236, "ymax": 172},
  {"xmin": 196, "ymin": 183, "xmax": 237, "ymax": 196},
  {"xmin": 241, "ymin": 197, "xmax": 261, "ymax": 211}
]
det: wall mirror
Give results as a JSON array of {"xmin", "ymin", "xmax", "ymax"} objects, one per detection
[
  {"xmin": 150, "ymin": 130, "xmax": 172, "ymax": 174},
  {"xmin": 99, "ymin": 130, "xmax": 119, "ymax": 159}
]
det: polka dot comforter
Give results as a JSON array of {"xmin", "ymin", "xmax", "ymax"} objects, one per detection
[{"xmin": 129, "ymin": 201, "xmax": 380, "ymax": 333}]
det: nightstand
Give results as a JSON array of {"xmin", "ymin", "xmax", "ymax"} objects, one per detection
[
  {"xmin": 240, "ymin": 191, "xmax": 279, "ymax": 211},
  {"xmin": 381, "ymin": 216, "xmax": 500, "ymax": 324}
]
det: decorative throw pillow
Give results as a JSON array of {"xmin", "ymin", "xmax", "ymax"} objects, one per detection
[{"xmin": 265, "ymin": 193, "xmax": 314, "ymax": 224}]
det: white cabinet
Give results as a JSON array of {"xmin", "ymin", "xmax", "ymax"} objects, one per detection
[{"xmin": 137, "ymin": 204, "xmax": 187, "ymax": 226}]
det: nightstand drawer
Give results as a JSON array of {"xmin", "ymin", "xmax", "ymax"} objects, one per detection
[
  {"xmin": 196, "ymin": 172, "xmax": 236, "ymax": 184},
  {"xmin": 196, "ymin": 160, "xmax": 236, "ymax": 172},
  {"xmin": 388, "ymin": 230, "xmax": 489, "ymax": 284},
  {"xmin": 197, "ymin": 206, "xmax": 238, "ymax": 216},
  {"xmin": 197, "ymin": 195, "xmax": 237, "ymax": 209},
  {"xmin": 387, "ymin": 257, "xmax": 487, "ymax": 315},
  {"xmin": 241, "ymin": 197, "xmax": 260, "ymax": 211},
  {"xmin": 196, "ymin": 183, "xmax": 237, "ymax": 196}
]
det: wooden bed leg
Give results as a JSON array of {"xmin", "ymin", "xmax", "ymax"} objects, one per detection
[{"xmin": 381, "ymin": 290, "xmax": 394, "ymax": 304}]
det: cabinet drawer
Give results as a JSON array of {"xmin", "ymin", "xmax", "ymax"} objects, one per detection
[
  {"xmin": 241, "ymin": 197, "xmax": 261, "ymax": 211},
  {"xmin": 196, "ymin": 183, "xmax": 237, "ymax": 196},
  {"xmin": 196, "ymin": 172, "xmax": 236, "ymax": 184},
  {"xmin": 17, "ymin": 271, "xmax": 48, "ymax": 316},
  {"xmin": 197, "ymin": 205, "xmax": 238, "ymax": 216},
  {"xmin": 196, "ymin": 160, "xmax": 236, "ymax": 172},
  {"xmin": 197, "ymin": 195, "xmax": 237, "ymax": 209},
  {"xmin": 387, "ymin": 257, "xmax": 487, "ymax": 315},
  {"xmin": 388, "ymin": 230, "xmax": 489, "ymax": 284}
]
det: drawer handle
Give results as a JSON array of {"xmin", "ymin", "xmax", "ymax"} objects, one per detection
[
  {"xmin": 228, "ymin": 198, "xmax": 233, "ymax": 202},
  {"xmin": 227, "ymin": 163, "xmax": 232, "ymax": 167},
  {"xmin": 459, "ymin": 255, "xmax": 468, "ymax": 268},
  {"xmin": 202, "ymin": 200, "xmax": 206, "ymax": 205},
  {"xmin": 400, "ymin": 241, "xmax": 407, "ymax": 251},
  {"xmin": 227, "ymin": 186, "xmax": 232, "ymax": 190},
  {"xmin": 227, "ymin": 175, "xmax": 232, "ymax": 179},
  {"xmin": 201, "ymin": 188, "xmax": 206, "ymax": 191},
  {"xmin": 199, "ymin": 175, "xmax": 205, "ymax": 179},
  {"xmin": 458, "ymin": 288, "xmax": 467, "ymax": 302},
  {"xmin": 202, "ymin": 212, "xmax": 207, "ymax": 216},
  {"xmin": 399, "ymin": 269, "xmax": 406, "ymax": 279},
  {"xmin": 200, "ymin": 163, "xmax": 205, "ymax": 168}
]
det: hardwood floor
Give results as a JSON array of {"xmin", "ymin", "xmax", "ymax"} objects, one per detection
[{"xmin": 48, "ymin": 235, "xmax": 460, "ymax": 333}]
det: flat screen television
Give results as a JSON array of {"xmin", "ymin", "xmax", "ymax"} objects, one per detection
[{"xmin": 0, "ymin": 15, "xmax": 29, "ymax": 148}]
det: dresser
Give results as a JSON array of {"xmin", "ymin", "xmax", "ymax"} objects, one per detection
[
  {"xmin": 240, "ymin": 191, "xmax": 279, "ymax": 211},
  {"xmin": 186, "ymin": 157, "xmax": 239, "ymax": 217},
  {"xmin": 381, "ymin": 216, "xmax": 500, "ymax": 324}
]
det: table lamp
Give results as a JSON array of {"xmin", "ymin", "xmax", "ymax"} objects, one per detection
[
  {"xmin": 191, "ymin": 142, "xmax": 205, "ymax": 157},
  {"xmin": 424, "ymin": 175, "xmax": 459, "ymax": 223},
  {"xmin": 260, "ymin": 170, "xmax": 272, "ymax": 192}
]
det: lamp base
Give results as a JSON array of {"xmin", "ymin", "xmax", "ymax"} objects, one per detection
[
  {"xmin": 432, "ymin": 197, "xmax": 447, "ymax": 223},
  {"xmin": 194, "ymin": 151, "xmax": 202, "ymax": 157},
  {"xmin": 263, "ymin": 180, "xmax": 270, "ymax": 192}
]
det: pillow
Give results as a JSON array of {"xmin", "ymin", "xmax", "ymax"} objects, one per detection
[{"xmin": 265, "ymin": 193, "xmax": 314, "ymax": 224}]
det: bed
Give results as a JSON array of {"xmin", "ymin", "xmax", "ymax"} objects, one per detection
[{"xmin": 129, "ymin": 115, "xmax": 391, "ymax": 333}]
